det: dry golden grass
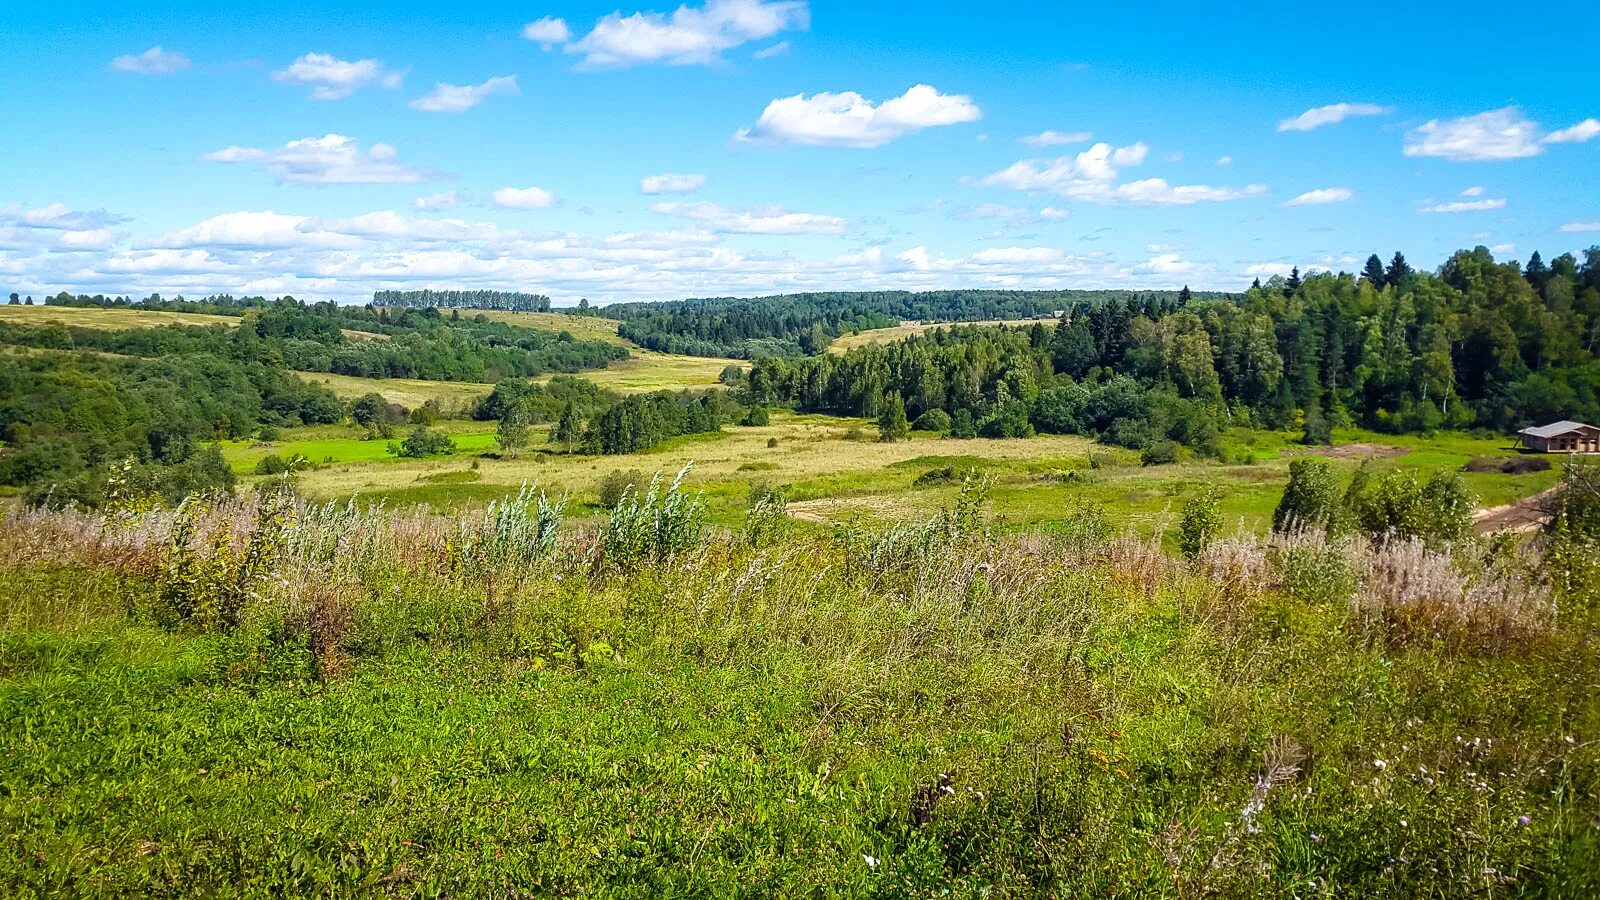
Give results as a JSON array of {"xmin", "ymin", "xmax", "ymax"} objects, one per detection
[
  {"xmin": 292, "ymin": 372, "xmax": 495, "ymax": 409},
  {"xmin": 449, "ymin": 310, "xmax": 629, "ymax": 345},
  {"xmin": 828, "ymin": 319, "xmax": 1056, "ymax": 354},
  {"xmin": 0, "ymin": 305, "xmax": 237, "ymax": 330},
  {"xmin": 292, "ymin": 411, "xmax": 1094, "ymax": 507}
]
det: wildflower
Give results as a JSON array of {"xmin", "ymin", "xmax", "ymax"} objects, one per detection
[
  {"xmin": 1517, "ymin": 815, "xmax": 1530, "ymax": 826},
  {"xmin": 862, "ymin": 854, "xmax": 879, "ymax": 868},
  {"xmin": 1310, "ymin": 833, "xmax": 1322, "ymax": 842},
  {"xmin": 1373, "ymin": 759, "xmax": 1387, "ymax": 771}
]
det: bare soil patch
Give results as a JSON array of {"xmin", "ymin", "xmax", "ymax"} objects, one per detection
[{"xmin": 1299, "ymin": 443, "xmax": 1411, "ymax": 460}]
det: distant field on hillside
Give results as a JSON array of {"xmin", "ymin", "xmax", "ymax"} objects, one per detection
[
  {"xmin": 437, "ymin": 309, "xmax": 628, "ymax": 344},
  {"xmin": 0, "ymin": 305, "xmax": 237, "ymax": 330},
  {"xmin": 293, "ymin": 372, "xmax": 496, "ymax": 410},
  {"xmin": 828, "ymin": 319, "xmax": 1055, "ymax": 354},
  {"xmin": 545, "ymin": 351, "xmax": 741, "ymax": 393}
]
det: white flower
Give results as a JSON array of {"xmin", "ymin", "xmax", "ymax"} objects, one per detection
[
  {"xmin": 1373, "ymin": 759, "xmax": 1387, "ymax": 771},
  {"xmin": 863, "ymin": 854, "xmax": 879, "ymax": 868}
]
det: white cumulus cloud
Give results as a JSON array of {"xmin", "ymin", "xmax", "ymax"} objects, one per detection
[
  {"xmin": 409, "ymin": 75, "xmax": 519, "ymax": 113},
  {"xmin": 1278, "ymin": 102, "xmax": 1391, "ymax": 132},
  {"xmin": 273, "ymin": 53, "xmax": 402, "ymax": 100},
  {"xmin": 640, "ymin": 173, "xmax": 708, "ymax": 194},
  {"xmin": 522, "ymin": 16, "xmax": 572, "ymax": 48},
  {"xmin": 976, "ymin": 142, "xmax": 1266, "ymax": 206},
  {"xmin": 651, "ymin": 200, "xmax": 846, "ymax": 234},
  {"xmin": 1559, "ymin": 221, "xmax": 1600, "ymax": 233},
  {"xmin": 550, "ymin": 0, "xmax": 809, "ymax": 68},
  {"xmin": 1403, "ymin": 107, "xmax": 1543, "ymax": 161},
  {"xmin": 735, "ymin": 84, "xmax": 980, "ymax": 148},
  {"xmin": 202, "ymin": 134, "xmax": 431, "ymax": 184},
  {"xmin": 110, "ymin": 46, "xmax": 190, "ymax": 75},
  {"xmin": 1283, "ymin": 187, "xmax": 1354, "ymax": 207},
  {"xmin": 492, "ymin": 186, "xmax": 560, "ymax": 209}
]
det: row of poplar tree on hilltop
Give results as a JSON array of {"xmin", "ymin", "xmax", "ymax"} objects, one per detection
[{"xmin": 736, "ymin": 246, "xmax": 1600, "ymax": 451}]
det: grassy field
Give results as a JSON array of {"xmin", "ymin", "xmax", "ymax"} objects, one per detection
[
  {"xmin": 259, "ymin": 411, "xmax": 1559, "ymax": 536},
  {"xmin": 829, "ymin": 319, "xmax": 1055, "ymax": 354},
  {"xmin": 441, "ymin": 309, "xmax": 629, "ymax": 345},
  {"xmin": 0, "ymin": 305, "xmax": 237, "ymax": 330},
  {"xmin": 2, "ymin": 486, "xmax": 1595, "ymax": 894},
  {"xmin": 220, "ymin": 421, "xmax": 499, "ymax": 473},
  {"xmin": 292, "ymin": 372, "xmax": 496, "ymax": 410}
]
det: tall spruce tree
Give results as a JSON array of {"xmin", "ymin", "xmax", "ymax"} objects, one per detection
[
  {"xmin": 1362, "ymin": 254, "xmax": 1387, "ymax": 288},
  {"xmin": 1385, "ymin": 251, "xmax": 1412, "ymax": 287}
]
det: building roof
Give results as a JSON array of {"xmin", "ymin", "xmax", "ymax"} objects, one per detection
[{"xmin": 1518, "ymin": 420, "xmax": 1597, "ymax": 438}]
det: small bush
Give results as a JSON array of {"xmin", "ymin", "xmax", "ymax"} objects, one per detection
[
  {"xmin": 1178, "ymin": 488, "xmax": 1222, "ymax": 559},
  {"xmin": 741, "ymin": 406, "xmax": 770, "ymax": 426},
  {"xmin": 1141, "ymin": 440, "xmax": 1179, "ymax": 466},
  {"xmin": 397, "ymin": 427, "xmax": 456, "ymax": 458},
  {"xmin": 912, "ymin": 409, "xmax": 952, "ymax": 433},
  {"xmin": 598, "ymin": 469, "xmax": 645, "ymax": 509}
]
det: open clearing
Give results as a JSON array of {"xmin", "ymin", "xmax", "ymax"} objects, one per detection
[
  {"xmin": 293, "ymin": 372, "xmax": 496, "ymax": 410},
  {"xmin": 829, "ymin": 319, "xmax": 1056, "ymax": 354},
  {"xmin": 255, "ymin": 414, "xmax": 1558, "ymax": 535},
  {"xmin": 443, "ymin": 309, "xmax": 629, "ymax": 345},
  {"xmin": 0, "ymin": 305, "xmax": 238, "ymax": 330}
]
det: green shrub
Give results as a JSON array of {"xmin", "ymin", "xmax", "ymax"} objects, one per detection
[
  {"xmin": 1273, "ymin": 457, "xmax": 1342, "ymax": 533},
  {"xmin": 741, "ymin": 406, "xmax": 771, "ymax": 426},
  {"xmin": 1178, "ymin": 488, "xmax": 1222, "ymax": 559},
  {"xmin": 397, "ymin": 427, "xmax": 456, "ymax": 458},
  {"xmin": 1140, "ymin": 440, "xmax": 1179, "ymax": 466},
  {"xmin": 912, "ymin": 408, "xmax": 952, "ymax": 433},
  {"xmin": 598, "ymin": 469, "xmax": 645, "ymax": 509}
]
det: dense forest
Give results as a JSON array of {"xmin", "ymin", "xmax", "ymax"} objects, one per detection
[
  {"xmin": 0, "ymin": 297, "xmax": 628, "ymax": 503},
  {"xmin": 0, "ymin": 351, "xmax": 340, "ymax": 506},
  {"xmin": 742, "ymin": 247, "xmax": 1600, "ymax": 452},
  {"xmin": 372, "ymin": 290, "xmax": 553, "ymax": 312},
  {"xmin": 0, "ymin": 300, "xmax": 627, "ymax": 382},
  {"xmin": 607, "ymin": 288, "xmax": 1231, "ymax": 359}
]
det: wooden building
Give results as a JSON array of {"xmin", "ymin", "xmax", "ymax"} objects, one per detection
[{"xmin": 1515, "ymin": 420, "xmax": 1600, "ymax": 453}]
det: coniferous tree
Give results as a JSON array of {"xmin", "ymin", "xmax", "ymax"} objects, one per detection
[
  {"xmin": 1524, "ymin": 251, "xmax": 1550, "ymax": 293},
  {"xmin": 1362, "ymin": 254, "xmax": 1387, "ymax": 288},
  {"xmin": 1178, "ymin": 285, "xmax": 1193, "ymax": 306},
  {"xmin": 1285, "ymin": 266, "xmax": 1303, "ymax": 296},
  {"xmin": 1385, "ymin": 252, "xmax": 1413, "ymax": 287}
]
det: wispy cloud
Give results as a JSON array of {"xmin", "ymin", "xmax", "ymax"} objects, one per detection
[
  {"xmin": 652, "ymin": 200, "xmax": 847, "ymax": 234},
  {"xmin": 109, "ymin": 46, "xmax": 190, "ymax": 75},
  {"xmin": 1283, "ymin": 188, "xmax": 1354, "ymax": 207},
  {"xmin": 1020, "ymin": 130, "xmax": 1093, "ymax": 149},
  {"xmin": 409, "ymin": 75, "xmax": 518, "ymax": 113},
  {"xmin": 1278, "ymin": 102, "xmax": 1391, "ymax": 132},
  {"xmin": 640, "ymin": 173, "xmax": 707, "ymax": 194}
]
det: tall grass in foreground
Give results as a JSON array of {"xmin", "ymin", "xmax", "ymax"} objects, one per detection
[{"xmin": 0, "ymin": 478, "xmax": 1596, "ymax": 895}]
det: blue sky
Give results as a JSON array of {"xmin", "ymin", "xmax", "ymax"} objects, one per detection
[{"xmin": 2, "ymin": 0, "xmax": 1597, "ymax": 304}]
